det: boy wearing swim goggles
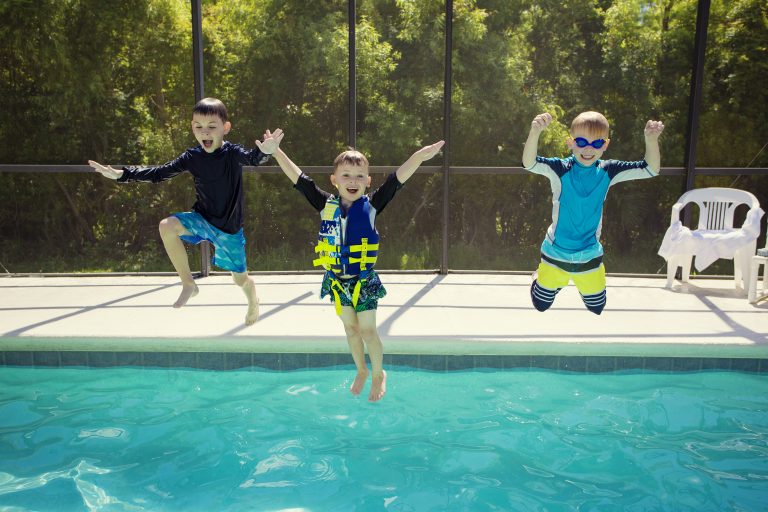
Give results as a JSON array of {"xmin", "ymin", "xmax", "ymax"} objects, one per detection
[{"xmin": 522, "ymin": 111, "xmax": 664, "ymax": 314}]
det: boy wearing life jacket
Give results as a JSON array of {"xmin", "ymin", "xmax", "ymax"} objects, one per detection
[
  {"xmin": 260, "ymin": 131, "xmax": 443, "ymax": 402},
  {"xmin": 523, "ymin": 111, "xmax": 664, "ymax": 314},
  {"xmin": 89, "ymin": 98, "xmax": 282, "ymax": 325}
]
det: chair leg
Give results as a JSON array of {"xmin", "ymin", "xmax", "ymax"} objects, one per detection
[
  {"xmin": 681, "ymin": 256, "xmax": 692, "ymax": 283},
  {"xmin": 735, "ymin": 244, "xmax": 755, "ymax": 292},
  {"xmin": 666, "ymin": 260, "xmax": 677, "ymax": 288},
  {"xmin": 748, "ymin": 257, "xmax": 761, "ymax": 303},
  {"xmin": 763, "ymin": 260, "xmax": 768, "ymax": 294}
]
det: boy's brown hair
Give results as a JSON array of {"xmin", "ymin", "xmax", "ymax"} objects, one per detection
[
  {"xmin": 571, "ymin": 111, "xmax": 609, "ymax": 139},
  {"xmin": 193, "ymin": 97, "xmax": 228, "ymax": 123},
  {"xmin": 333, "ymin": 149, "xmax": 369, "ymax": 172}
]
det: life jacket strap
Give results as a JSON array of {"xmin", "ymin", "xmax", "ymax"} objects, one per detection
[
  {"xmin": 347, "ymin": 238, "xmax": 379, "ymax": 271},
  {"xmin": 329, "ymin": 279, "xmax": 344, "ymax": 316},
  {"xmin": 328, "ymin": 274, "xmax": 369, "ymax": 316},
  {"xmin": 313, "ymin": 240, "xmax": 338, "ymax": 270}
]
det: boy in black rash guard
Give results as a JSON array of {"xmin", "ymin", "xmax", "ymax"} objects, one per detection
[
  {"xmin": 258, "ymin": 130, "xmax": 443, "ymax": 402},
  {"xmin": 89, "ymin": 98, "xmax": 282, "ymax": 326}
]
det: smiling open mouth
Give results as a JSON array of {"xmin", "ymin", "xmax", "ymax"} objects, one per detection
[{"xmin": 346, "ymin": 187, "xmax": 359, "ymax": 194}]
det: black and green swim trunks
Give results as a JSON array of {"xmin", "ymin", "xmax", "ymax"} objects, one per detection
[{"xmin": 320, "ymin": 270, "xmax": 387, "ymax": 312}]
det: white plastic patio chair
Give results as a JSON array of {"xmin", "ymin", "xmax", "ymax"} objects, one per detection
[{"xmin": 658, "ymin": 187, "xmax": 764, "ymax": 291}]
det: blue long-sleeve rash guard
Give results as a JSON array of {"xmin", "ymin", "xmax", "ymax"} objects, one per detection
[{"xmin": 526, "ymin": 155, "xmax": 657, "ymax": 264}]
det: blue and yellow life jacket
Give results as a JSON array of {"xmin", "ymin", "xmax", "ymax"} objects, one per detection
[{"xmin": 313, "ymin": 196, "xmax": 380, "ymax": 314}]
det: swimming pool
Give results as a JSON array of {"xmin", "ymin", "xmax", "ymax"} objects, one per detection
[{"xmin": 1, "ymin": 366, "xmax": 766, "ymax": 511}]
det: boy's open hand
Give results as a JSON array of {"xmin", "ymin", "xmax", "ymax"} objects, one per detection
[
  {"xmin": 530, "ymin": 113, "xmax": 553, "ymax": 135},
  {"xmin": 88, "ymin": 160, "xmax": 123, "ymax": 180},
  {"xmin": 415, "ymin": 140, "xmax": 445, "ymax": 162},
  {"xmin": 644, "ymin": 120, "xmax": 664, "ymax": 139},
  {"xmin": 255, "ymin": 128, "xmax": 284, "ymax": 154}
]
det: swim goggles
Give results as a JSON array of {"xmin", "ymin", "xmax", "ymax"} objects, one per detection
[{"xmin": 573, "ymin": 137, "xmax": 606, "ymax": 149}]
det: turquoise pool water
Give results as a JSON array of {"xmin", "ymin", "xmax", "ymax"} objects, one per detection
[{"xmin": 0, "ymin": 367, "xmax": 766, "ymax": 511}]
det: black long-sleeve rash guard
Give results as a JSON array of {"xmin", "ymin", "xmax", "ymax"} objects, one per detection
[
  {"xmin": 293, "ymin": 172, "xmax": 403, "ymax": 214},
  {"xmin": 118, "ymin": 141, "xmax": 269, "ymax": 234}
]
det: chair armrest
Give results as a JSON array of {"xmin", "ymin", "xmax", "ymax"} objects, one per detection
[
  {"xmin": 669, "ymin": 203, "xmax": 684, "ymax": 225},
  {"xmin": 741, "ymin": 206, "xmax": 766, "ymax": 236}
]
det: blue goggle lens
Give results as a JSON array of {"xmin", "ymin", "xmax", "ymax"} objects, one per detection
[{"xmin": 574, "ymin": 137, "xmax": 606, "ymax": 149}]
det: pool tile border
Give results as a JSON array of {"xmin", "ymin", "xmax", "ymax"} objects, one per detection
[{"xmin": 1, "ymin": 351, "xmax": 766, "ymax": 373}]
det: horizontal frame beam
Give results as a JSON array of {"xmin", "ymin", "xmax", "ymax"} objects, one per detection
[{"xmin": 1, "ymin": 165, "xmax": 766, "ymax": 176}]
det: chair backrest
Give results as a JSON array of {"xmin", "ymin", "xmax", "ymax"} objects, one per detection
[{"xmin": 677, "ymin": 187, "xmax": 760, "ymax": 230}]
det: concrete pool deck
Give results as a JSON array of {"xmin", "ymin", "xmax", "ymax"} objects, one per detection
[{"xmin": 0, "ymin": 273, "xmax": 766, "ymax": 359}]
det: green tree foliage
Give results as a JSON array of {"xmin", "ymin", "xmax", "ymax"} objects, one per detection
[
  {"xmin": 0, "ymin": 0, "xmax": 765, "ymax": 273},
  {"xmin": 0, "ymin": 0, "xmax": 196, "ymax": 272},
  {"xmin": 699, "ymin": 0, "xmax": 768, "ymax": 168}
]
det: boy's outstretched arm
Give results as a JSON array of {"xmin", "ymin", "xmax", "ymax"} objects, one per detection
[
  {"xmin": 643, "ymin": 120, "xmax": 664, "ymax": 172},
  {"xmin": 395, "ymin": 140, "xmax": 445, "ymax": 184},
  {"xmin": 522, "ymin": 113, "xmax": 552, "ymax": 168},
  {"xmin": 270, "ymin": 147, "xmax": 303, "ymax": 185},
  {"xmin": 88, "ymin": 160, "xmax": 124, "ymax": 180},
  {"xmin": 255, "ymin": 129, "xmax": 302, "ymax": 185}
]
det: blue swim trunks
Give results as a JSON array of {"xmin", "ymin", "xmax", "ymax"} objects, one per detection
[{"xmin": 172, "ymin": 212, "xmax": 247, "ymax": 273}]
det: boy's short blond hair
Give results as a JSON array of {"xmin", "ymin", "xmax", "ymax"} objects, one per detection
[
  {"xmin": 571, "ymin": 111, "xmax": 609, "ymax": 139},
  {"xmin": 333, "ymin": 149, "xmax": 369, "ymax": 172}
]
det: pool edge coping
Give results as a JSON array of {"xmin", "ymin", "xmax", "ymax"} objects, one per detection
[{"xmin": 2, "ymin": 336, "xmax": 767, "ymax": 359}]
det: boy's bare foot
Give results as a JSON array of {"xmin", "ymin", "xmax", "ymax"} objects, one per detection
[
  {"xmin": 173, "ymin": 282, "xmax": 199, "ymax": 308},
  {"xmin": 350, "ymin": 369, "xmax": 369, "ymax": 396},
  {"xmin": 243, "ymin": 280, "xmax": 259, "ymax": 325},
  {"xmin": 369, "ymin": 370, "xmax": 387, "ymax": 402},
  {"xmin": 245, "ymin": 297, "xmax": 259, "ymax": 326}
]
